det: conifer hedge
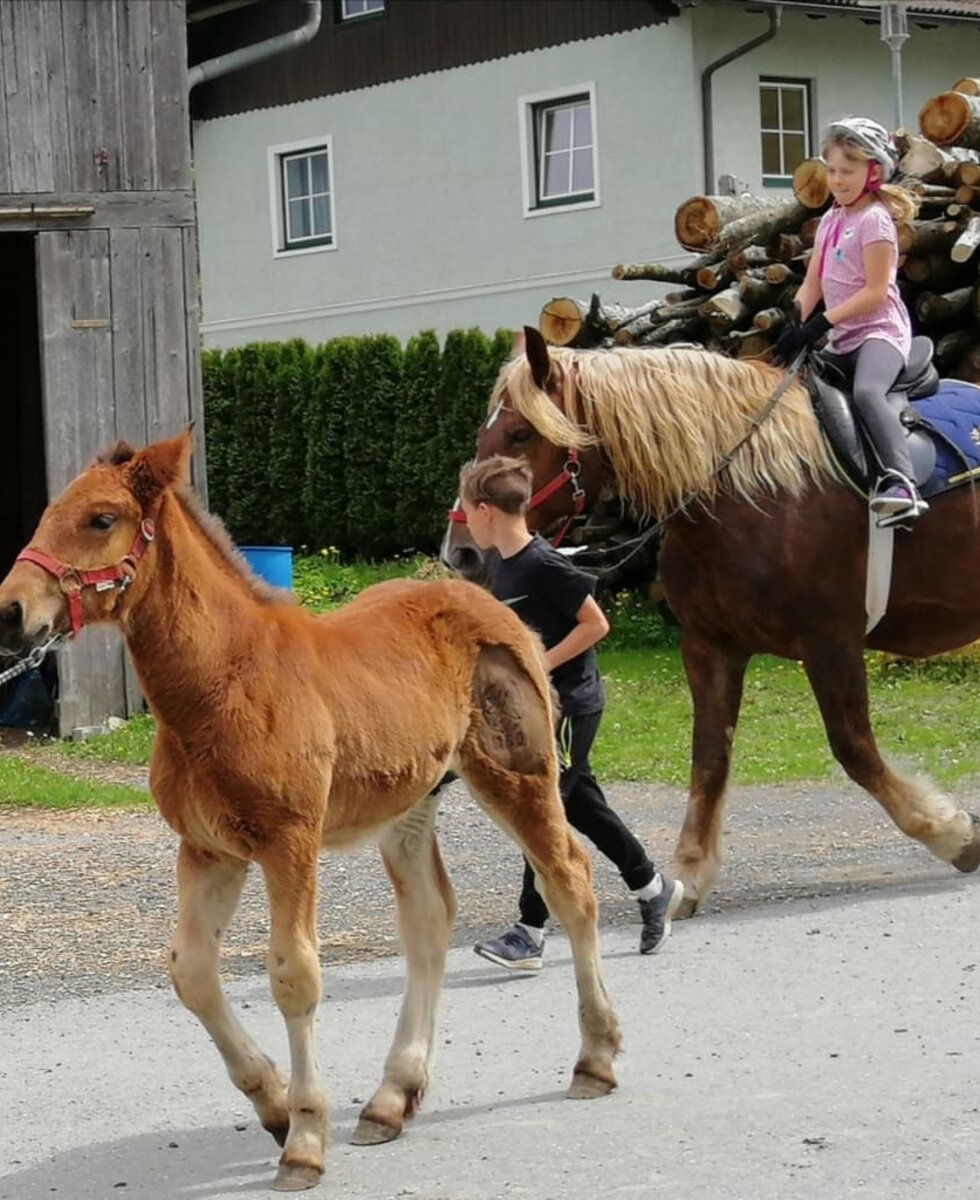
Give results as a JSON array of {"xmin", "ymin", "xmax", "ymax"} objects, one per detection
[{"xmin": 202, "ymin": 328, "xmax": 512, "ymax": 558}]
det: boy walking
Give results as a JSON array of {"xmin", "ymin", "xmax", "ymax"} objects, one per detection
[{"xmin": 458, "ymin": 455, "xmax": 682, "ymax": 971}]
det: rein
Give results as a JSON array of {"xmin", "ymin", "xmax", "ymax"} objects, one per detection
[{"xmin": 15, "ymin": 505, "xmax": 160, "ymax": 637}]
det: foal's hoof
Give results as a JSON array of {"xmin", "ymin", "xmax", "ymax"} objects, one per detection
[
  {"xmin": 351, "ymin": 1115, "xmax": 402, "ymax": 1146},
  {"xmin": 952, "ymin": 814, "xmax": 980, "ymax": 874},
  {"xmin": 272, "ymin": 1163, "xmax": 322, "ymax": 1192},
  {"xmin": 567, "ymin": 1069, "xmax": 617, "ymax": 1099},
  {"xmin": 673, "ymin": 892, "xmax": 700, "ymax": 921}
]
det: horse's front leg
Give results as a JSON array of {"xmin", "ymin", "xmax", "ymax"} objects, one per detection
[
  {"xmin": 354, "ymin": 793, "xmax": 456, "ymax": 1145},
  {"xmin": 259, "ymin": 830, "xmax": 329, "ymax": 1192},
  {"xmin": 671, "ymin": 631, "xmax": 750, "ymax": 917},
  {"xmin": 802, "ymin": 641, "xmax": 980, "ymax": 871},
  {"xmin": 169, "ymin": 842, "xmax": 290, "ymax": 1145}
]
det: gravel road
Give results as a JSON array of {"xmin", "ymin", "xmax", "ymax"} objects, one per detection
[{"xmin": 0, "ymin": 771, "xmax": 965, "ymax": 1008}]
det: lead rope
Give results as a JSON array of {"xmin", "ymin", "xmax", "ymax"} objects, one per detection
[{"xmin": 0, "ymin": 633, "xmax": 66, "ymax": 690}]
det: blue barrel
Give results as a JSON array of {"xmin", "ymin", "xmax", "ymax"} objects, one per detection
[{"xmin": 239, "ymin": 546, "xmax": 293, "ymax": 589}]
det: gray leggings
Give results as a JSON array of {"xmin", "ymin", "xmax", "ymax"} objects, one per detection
[{"xmin": 828, "ymin": 339, "xmax": 913, "ymax": 479}]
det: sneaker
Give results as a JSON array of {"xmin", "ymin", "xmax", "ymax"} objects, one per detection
[
  {"xmin": 876, "ymin": 493, "xmax": 929, "ymax": 529},
  {"xmin": 474, "ymin": 925, "xmax": 544, "ymax": 972},
  {"xmin": 870, "ymin": 481, "xmax": 915, "ymax": 516},
  {"xmin": 638, "ymin": 876, "xmax": 684, "ymax": 955}
]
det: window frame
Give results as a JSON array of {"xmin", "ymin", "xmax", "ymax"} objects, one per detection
[
  {"xmin": 759, "ymin": 76, "xmax": 813, "ymax": 188},
  {"xmin": 337, "ymin": 0, "xmax": 386, "ymax": 23},
  {"xmin": 518, "ymin": 82, "xmax": 600, "ymax": 218},
  {"xmin": 267, "ymin": 135, "xmax": 337, "ymax": 259}
]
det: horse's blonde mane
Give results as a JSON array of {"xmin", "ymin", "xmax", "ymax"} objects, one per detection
[{"xmin": 491, "ymin": 345, "xmax": 834, "ymax": 516}]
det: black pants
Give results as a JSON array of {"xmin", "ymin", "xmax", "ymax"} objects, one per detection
[
  {"xmin": 518, "ymin": 710, "xmax": 657, "ymax": 929},
  {"xmin": 825, "ymin": 339, "xmax": 913, "ymax": 479}
]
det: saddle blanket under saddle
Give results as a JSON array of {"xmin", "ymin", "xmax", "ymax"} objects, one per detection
[{"xmin": 909, "ymin": 380, "xmax": 980, "ymax": 499}]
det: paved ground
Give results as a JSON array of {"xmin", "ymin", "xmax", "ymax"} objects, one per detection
[{"xmin": 2, "ymin": 776, "xmax": 980, "ymax": 1198}]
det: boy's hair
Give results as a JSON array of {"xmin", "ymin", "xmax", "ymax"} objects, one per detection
[
  {"xmin": 821, "ymin": 130, "xmax": 919, "ymax": 226},
  {"xmin": 459, "ymin": 455, "xmax": 533, "ymax": 514}
]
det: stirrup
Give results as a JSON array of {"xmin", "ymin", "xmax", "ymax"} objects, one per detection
[
  {"xmin": 869, "ymin": 471, "xmax": 918, "ymax": 516},
  {"xmin": 876, "ymin": 496, "xmax": 929, "ymax": 529}
]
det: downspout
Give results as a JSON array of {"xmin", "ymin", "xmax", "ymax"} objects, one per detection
[
  {"xmin": 188, "ymin": 0, "xmax": 322, "ymax": 91},
  {"xmin": 701, "ymin": 5, "xmax": 782, "ymax": 193}
]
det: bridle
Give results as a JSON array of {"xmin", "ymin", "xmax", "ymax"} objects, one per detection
[
  {"xmin": 448, "ymin": 445, "xmax": 587, "ymax": 548},
  {"xmin": 15, "ymin": 504, "xmax": 160, "ymax": 637}
]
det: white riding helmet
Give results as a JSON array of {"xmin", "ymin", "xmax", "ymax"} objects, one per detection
[{"xmin": 823, "ymin": 116, "xmax": 899, "ymax": 180}]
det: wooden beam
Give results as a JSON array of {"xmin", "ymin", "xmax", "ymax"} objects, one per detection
[{"xmin": 0, "ymin": 190, "xmax": 194, "ymax": 230}]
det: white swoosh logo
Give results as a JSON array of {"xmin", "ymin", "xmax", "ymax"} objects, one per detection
[{"xmin": 501, "ymin": 595, "xmax": 528, "ymax": 606}]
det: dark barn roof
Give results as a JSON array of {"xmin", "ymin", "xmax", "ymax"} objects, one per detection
[{"xmin": 187, "ymin": 0, "xmax": 681, "ymax": 120}]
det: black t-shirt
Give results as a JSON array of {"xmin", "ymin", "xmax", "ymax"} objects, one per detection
[{"xmin": 490, "ymin": 535, "xmax": 604, "ymax": 716}]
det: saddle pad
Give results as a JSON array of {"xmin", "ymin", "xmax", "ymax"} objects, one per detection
[{"xmin": 911, "ymin": 379, "xmax": 980, "ymax": 499}]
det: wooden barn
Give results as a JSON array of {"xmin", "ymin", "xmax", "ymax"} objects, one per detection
[{"xmin": 0, "ymin": 0, "xmax": 205, "ymax": 736}]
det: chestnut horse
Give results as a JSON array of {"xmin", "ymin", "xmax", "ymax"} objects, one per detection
[
  {"xmin": 443, "ymin": 328, "xmax": 980, "ymax": 916},
  {"xmin": 0, "ymin": 432, "xmax": 620, "ymax": 1193}
]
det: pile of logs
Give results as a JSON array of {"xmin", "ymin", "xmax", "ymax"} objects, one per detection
[{"xmin": 539, "ymin": 76, "xmax": 980, "ymax": 384}]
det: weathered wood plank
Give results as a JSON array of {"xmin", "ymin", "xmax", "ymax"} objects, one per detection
[
  {"xmin": 0, "ymin": 3, "xmax": 13, "ymax": 192},
  {"xmin": 116, "ymin": 0, "xmax": 156, "ymax": 191},
  {"xmin": 2, "ymin": 1, "xmax": 37, "ymax": 192},
  {"xmin": 0, "ymin": 189, "xmax": 195, "ymax": 228},
  {"xmin": 61, "ymin": 0, "xmax": 99, "ymax": 191},
  {"xmin": 109, "ymin": 226, "xmax": 148, "ymax": 716},
  {"xmin": 36, "ymin": 228, "xmax": 127, "ymax": 732},
  {"xmin": 39, "ymin": 0, "xmax": 71, "ymax": 192},
  {"xmin": 142, "ymin": 226, "xmax": 191, "ymax": 442},
  {"xmin": 149, "ymin": 0, "xmax": 190, "ymax": 190},
  {"xmin": 182, "ymin": 222, "xmax": 208, "ymax": 503},
  {"xmin": 91, "ymin": 0, "xmax": 122, "ymax": 192}
]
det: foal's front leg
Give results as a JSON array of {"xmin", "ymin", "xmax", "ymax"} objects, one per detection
[
  {"xmin": 169, "ymin": 842, "xmax": 290, "ymax": 1142},
  {"xmin": 354, "ymin": 793, "xmax": 456, "ymax": 1145},
  {"xmin": 259, "ymin": 833, "xmax": 329, "ymax": 1191}
]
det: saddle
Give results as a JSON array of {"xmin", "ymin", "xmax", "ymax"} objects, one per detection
[{"xmin": 808, "ymin": 336, "xmax": 950, "ymax": 498}]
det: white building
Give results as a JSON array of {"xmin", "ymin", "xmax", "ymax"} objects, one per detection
[{"xmin": 188, "ymin": 0, "xmax": 980, "ymax": 347}]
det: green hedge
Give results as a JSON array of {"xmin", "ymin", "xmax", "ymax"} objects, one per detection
[{"xmin": 202, "ymin": 328, "xmax": 512, "ymax": 558}]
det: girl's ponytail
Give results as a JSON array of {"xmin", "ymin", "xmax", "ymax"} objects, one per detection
[{"xmin": 878, "ymin": 182, "xmax": 919, "ymax": 225}]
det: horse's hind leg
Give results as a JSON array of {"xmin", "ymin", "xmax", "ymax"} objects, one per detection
[
  {"xmin": 169, "ymin": 842, "xmax": 290, "ymax": 1144},
  {"xmin": 671, "ymin": 631, "xmax": 749, "ymax": 916},
  {"xmin": 460, "ymin": 645, "xmax": 621, "ymax": 1098},
  {"xmin": 803, "ymin": 641, "xmax": 980, "ymax": 871},
  {"xmin": 354, "ymin": 793, "xmax": 456, "ymax": 1146}
]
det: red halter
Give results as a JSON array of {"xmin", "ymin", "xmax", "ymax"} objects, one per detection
[
  {"xmin": 448, "ymin": 447, "xmax": 588, "ymax": 548},
  {"xmin": 15, "ymin": 507, "xmax": 159, "ymax": 637}
]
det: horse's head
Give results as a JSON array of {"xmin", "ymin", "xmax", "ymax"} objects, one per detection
[
  {"xmin": 441, "ymin": 327, "xmax": 608, "ymax": 583},
  {"xmin": 0, "ymin": 431, "xmax": 192, "ymax": 656}
]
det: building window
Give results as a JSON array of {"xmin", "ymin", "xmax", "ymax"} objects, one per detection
[
  {"xmin": 759, "ymin": 78, "xmax": 811, "ymax": 184},
  {"xmin": 518, "ymin": 84, "xmax": 600, "ymax": 217},
  {"xmin": 339, "ymin": 0, "xmax": 385, "ymax": 20},
  {"xmin": 267, "ymin": 137, "xmax": 336, "ymax": 257}
]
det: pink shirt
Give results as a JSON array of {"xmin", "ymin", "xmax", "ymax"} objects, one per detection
[{"xmin": 815, "ymin": 200, "xmax": 911, "ymax": 361}]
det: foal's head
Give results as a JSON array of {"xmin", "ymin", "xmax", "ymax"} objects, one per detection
[
  {"xmin": 442, "ymin": 327, "xmax": 607, "ymax": 584},
  {"xmin": 0, "ymin": 432, "xmax": 191, "ymax": 655}
]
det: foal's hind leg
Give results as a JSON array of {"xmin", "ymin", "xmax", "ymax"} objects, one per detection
[
  {"xmin": 169, "ymin": 842, "xmax": 290, "ymax": 1141},
  {"xmin": 803, "ymin": 641, "xmax": 980, "ymax": 871},
  {"xmin": 670, "ymin": 631, "xmax": 750, "ymax": 916},
  {"xmin": 461, "ymin": 645, "xmax": 621, "ymax": 1097},
  {"xmin": 354, "ymin": 793, "xmax": 457, "ymax": 1146}
]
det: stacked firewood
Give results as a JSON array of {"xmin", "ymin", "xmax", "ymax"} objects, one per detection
[{"xmin": 539, "ymin": 76, "xmax": 980, "ymax": 384}]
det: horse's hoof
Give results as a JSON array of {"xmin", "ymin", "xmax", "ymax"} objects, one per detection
[
  {"xmin": 952, "ymin": 814, "xmax": 980, "ymax": 873},
  {"xmin": 673, "ymin": 892, "xmax": 700, "ymax": 921},
  {"xmin": 272, "ymin": 1163, "xmax": 322, "ymax": 1192},
  {"xmin": 567, "ymin": 1070, "xmax": 616, "ymax": 1099},
  {"xmin": 351, "ymin": 1115, "xmax": 401, "ymax": 1145},
  {"xmin": 264, "ymin": 1121, "xmax": 289, "ymax": 1148}
]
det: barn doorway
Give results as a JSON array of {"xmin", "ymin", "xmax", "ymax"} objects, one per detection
[
  {"xmin": 0, "ymin": 234, "xmax": 46, "ymax": 571},
  {"xmin": 0, "ymin": 233, "xmax": 54, "ymax": 732}
]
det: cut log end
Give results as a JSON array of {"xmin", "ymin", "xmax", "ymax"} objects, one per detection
[{"xmin": 539, "ymin": 297, "xmax": 587, "ymax": 347}]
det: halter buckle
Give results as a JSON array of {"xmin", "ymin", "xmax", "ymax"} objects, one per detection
[{"xmin": 58, "ymin": 569, "xmax": 82, "ymax": 595}]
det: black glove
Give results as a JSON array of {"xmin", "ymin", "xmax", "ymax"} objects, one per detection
[{"xmin": 771, "ymin": 311, "xmax": 832, "ymax": 366}]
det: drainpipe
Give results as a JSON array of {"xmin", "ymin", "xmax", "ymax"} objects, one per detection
[
  {"xmin": 188, "ymin": 0, "xmax": 322, "ymax": 91},
  {"xmin": 701, "ymin": 5, "xmax": 782, "ymax": 193}
]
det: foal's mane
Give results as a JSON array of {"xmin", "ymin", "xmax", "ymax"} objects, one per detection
[
  {"xmin": 492, "ymin": 345, "xmax": 834, "ymax": 516},
  {"xmin": 97, "ymin": 441, "xmax": 285, "ymax": 604}
]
